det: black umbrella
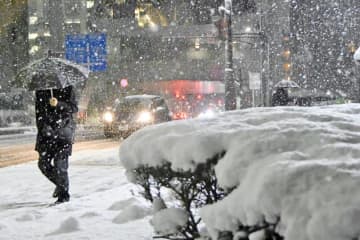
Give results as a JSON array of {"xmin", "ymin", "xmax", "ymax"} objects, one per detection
[{"xmin": 13, "ymin": 57, "xmax": 89, "ymax": 91}]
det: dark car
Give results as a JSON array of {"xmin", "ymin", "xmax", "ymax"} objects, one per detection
[
  {"xmin": 271, "ymin": 80, "xmax": 343, "ymax": 107},
  {"xmin": 271, "ymin": 80, "xmax": 313, "ymax": 106},
  {"xmin": 0, "ymin": 90, "xmax": 35, "ymax": 127},
  {"xmin": 102, "ymin": 94, "xmax": 171, "ymax": 138}
]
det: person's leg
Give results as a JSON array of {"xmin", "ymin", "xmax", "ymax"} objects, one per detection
[
  {"xmin": 53, "ymin": 148, "xmax": 70, "ymax": 202},
  {"xmin": 38, "ymin": 151, "xmax": 58, "ymax": 186}
]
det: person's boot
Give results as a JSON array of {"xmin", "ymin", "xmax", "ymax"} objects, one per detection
[
  {"xmin": 52, "ymin": 186, "xmax": 59, "ymax": 198},
  {"xmin": 54, "ymin": 190, "xmax": 70, "ymax": 204}
]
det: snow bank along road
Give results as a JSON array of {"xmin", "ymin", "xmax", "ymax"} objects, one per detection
[{"xmin": 0, "ymin": 139, "xmax": 119, "ymax": 167}]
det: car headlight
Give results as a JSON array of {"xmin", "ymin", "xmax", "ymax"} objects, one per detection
[
  {"xmin": 103, "ymin": 111, "xmax": 114, "ymax": 123},
  {"xmin": 198, "ymin": 109, "xmax": 216, "ymax": 119},
  {"xmin": 137, "ymin": 111, "xmax": 153, "ymax": 123}
]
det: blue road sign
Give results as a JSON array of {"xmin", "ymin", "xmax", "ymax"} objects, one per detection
[
  {"xmin": 65, "ymin": 33, "xmax": 107, "ymax": 72},
  {"xmin": 88, "ymin": 33, "xmax": 107, "ymax": 72},
  {"xmin": 65, "ymin": 34, "xmax": 88, "ymax": 64}
]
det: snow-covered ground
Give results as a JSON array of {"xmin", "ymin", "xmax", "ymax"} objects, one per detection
[
  {"xmin": 3, "ymin": 104, "xmax": 360, "ymax": 240},
  {"xmin": 120, "ymin": 104, "xmax": 360, "ymax": 240},
  {"xmin": 0, "ymin": 147, "xmax": 154, "ymax": 240}
]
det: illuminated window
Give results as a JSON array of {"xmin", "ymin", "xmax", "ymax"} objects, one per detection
[
  {"xmin": 28, "ymin": 33, "xmax": 38, "ymax": 40},
  {"xmin": 29, "ymin": 16, "xmax": 38, "ymax": 25}
]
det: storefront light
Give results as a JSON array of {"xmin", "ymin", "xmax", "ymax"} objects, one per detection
[
  {"xmin": 65, "ymin": 19, "xmax": 81, "ymax": 24},
  {"xmin": 86, "ymin": 1, "xmax": 94, "ymax": 8},
  {"xmin": 29, "ymin": 16, "xmax": 38, "ymax": 25},
  {"xmin": 195, "ymin": 38, "xmax": 200, "ymax": 50},
  {"xmin": 43, "ymin": 31, "xmax": 51, "ymax": 37},
  {"xmin": 28, "ymin": 33, "xmax": 38, "ymax": 40},
  {"xmin": 283, "ymin": 50, "xmax": 291, "ymax": 58},
  {"xmin": 29, "ymin": 45, "xmax": 39, "ymax": 55},
  {"xmin": 244, "ymin": 26, "xmax": 252, "ymax": 33}
]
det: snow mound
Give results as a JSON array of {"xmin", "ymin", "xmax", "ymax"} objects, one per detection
[
  {"xmin": 249, "ymin": 230, "xmax": 266, "ymax": 240},
  {"xmin": 120, "ymin": 104, "xmax": 360, "ymax": 240},
  {"xmin": 80, "ymin": 211, "xmax": 100, "ymax": 218},
  {"xmin": 151, "ymin": 208, "xmax": 189, "ymax": 235},
  {"xmin": 46, "ymin": 217, "xmax": 80, "ymax": 236},
  {"xmin": 15, "ymin": 213, "xmax": 35, "ymax": 222},
  {"xmin": 108, "ymin": 198, "xmax": 140, "ymax": 211},
  {"xmin": 112, "ymin": 205, "xmax": 151, "ymax": 224},
  {"xmin": 0, "ymin": 223, "xmax": 6, "ymax": 230},
  {"xmin": 108, "ymin": 198, "xmax": 139, "ymax": 211},
  {"xmin": 152, "ymin": 197, "xmax": 167, "ymax": 213}
]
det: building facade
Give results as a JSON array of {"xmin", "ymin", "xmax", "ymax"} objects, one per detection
[
  {"xmin": 25, "ymin": 0, "xmax": 259, "ymax": 108},
  {"xmin": 245, "ymin": 0, "xmax": 360, "ymax": 104},
  {"xmin": 0, "ymin": 0, "xmax": 29, "ymax": 91},
  {"xmin": 25, "ymin": 0, "xmax": 360, "ymax": 109},
  {"xmin": 290, "ymin": 0, "xmax": 360, "ymax": 100},
  {"xmin": 27, "ymin": 0, "xmax": 88, "ymax": 60}
]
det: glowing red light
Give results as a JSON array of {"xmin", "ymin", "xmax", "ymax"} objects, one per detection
[
  {"xmin": 197, "ymin": 95, "xmax": 202, "ymax": 100},
  {"xmin": 174, "ymin": 112, "xmax": 188, "ymax": 120},
  {"xmin": 120, "ymin": 78, "xmax": 128, "ymax": 88}
]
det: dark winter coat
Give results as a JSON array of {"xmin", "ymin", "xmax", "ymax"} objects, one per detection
[{"xmin": 35, "ymin": 86, "xmax": 78, "ymax": 155}]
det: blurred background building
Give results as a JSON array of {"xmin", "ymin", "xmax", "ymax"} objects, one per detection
[
  {"xmin": 27, "ymin": 0, "xmax": 88, "ymax": 60},
  {"xmin": 0, "ymin": 0, "xmax": 29, "ymax": 92},
  {"xmin": 0, "ymin": 0, "xmax": 360, "ymax": 110},
  {"xmin": 289, "ymin": 0, "xmax": 360, "ymax": 101}
]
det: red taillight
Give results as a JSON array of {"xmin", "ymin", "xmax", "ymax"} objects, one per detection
[{"xmin": 173, "ymin": 112, "xmax": 188, "ymax": 120}]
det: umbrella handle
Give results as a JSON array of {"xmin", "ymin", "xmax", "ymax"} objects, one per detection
[{"xmin": 50, "ymin": 89, "xmax": 53, "ymax": 98}]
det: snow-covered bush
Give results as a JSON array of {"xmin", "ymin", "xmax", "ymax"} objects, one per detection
[
  {"xmin": 120, "ymin": 104, "xmax": 360, "ymax": 240},
  {"xmin": 125, "ymin": 152, "xmax": 226, "ymax": 239}
]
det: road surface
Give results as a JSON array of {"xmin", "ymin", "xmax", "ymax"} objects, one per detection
[
  {"xmin": 0, "ymin": 139, "xmax": 120, "ymax": 168},
  {"xmin": 0, "ymin": 125, "xmax": 105, "ymax": 146}
]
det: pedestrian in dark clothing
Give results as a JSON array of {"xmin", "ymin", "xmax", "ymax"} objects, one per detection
[
  {"xmin": 271, "ymin": 87, "xmax": 289, "ymax": 106},
  {"xmin": 35, "ymin": 85, "xmax": 78, "ymax": 204}
]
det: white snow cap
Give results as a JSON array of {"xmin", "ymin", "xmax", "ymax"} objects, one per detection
[
  {"xmin": 120, "ymin": 104, "xmax": 360, "ymax": 240},
  {"xmin": 151, "ymin": 208, "xmax": 189, "ymax": 235},
  {"xmin": 249, "ymin": 230, "xmax": 266, "ymax": 240}
]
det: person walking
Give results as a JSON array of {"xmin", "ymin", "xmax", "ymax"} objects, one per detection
[
  {"xmin": 271, "ymin": 87, "xmax": 289, "ymax": 106},
  {"xmin": 35, "ymin": 85, "xmax": 78, "ymax": 204}
]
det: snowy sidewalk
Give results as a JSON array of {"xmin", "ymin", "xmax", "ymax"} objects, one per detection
[{"xmin": 0, "ymin": 147, "xmax": 153, "ymax": 240}]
